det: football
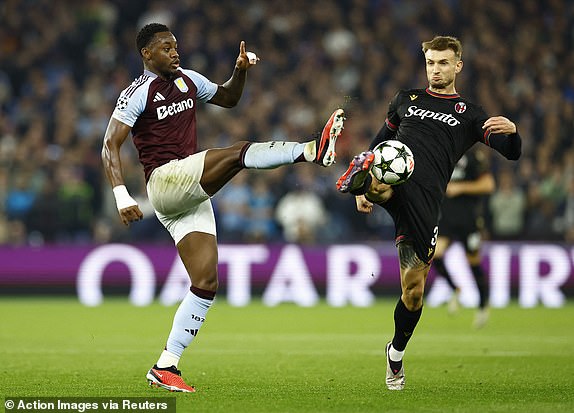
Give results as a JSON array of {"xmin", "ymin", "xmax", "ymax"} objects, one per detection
[{"xmin": 371, "ymin": 140, "xmax": 415, "ymax": 185}]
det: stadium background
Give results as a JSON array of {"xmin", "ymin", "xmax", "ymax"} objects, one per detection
[{"xmin": 0, "ymin": 0, "xmax": 573, "ymax": 305}]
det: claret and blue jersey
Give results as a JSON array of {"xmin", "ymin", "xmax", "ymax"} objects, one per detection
[{"xmin": 112, "ymin": 68, "xmax": 218, "ymax": 182}]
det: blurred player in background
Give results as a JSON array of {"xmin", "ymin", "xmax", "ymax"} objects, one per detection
[
  {"xmin": 336, "ymin": 36, "xmax": 521, "ymax": 390},
  {"xmin": 102, "ymin": 23, "xmax": 345, "ymax": 392},
  {"xmin": 432, "ymin": 147, "xmax": 495, "ymax": 328}
]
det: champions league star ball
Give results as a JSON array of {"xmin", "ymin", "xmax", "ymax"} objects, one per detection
[{"xmin": 371, "ymin": 140, "xmax": 415, "ymax": 185}]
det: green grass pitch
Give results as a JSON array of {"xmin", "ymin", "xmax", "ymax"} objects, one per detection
[{"xmin": 1, "ymin": 297, "xmax": 573, "ymax": 412}]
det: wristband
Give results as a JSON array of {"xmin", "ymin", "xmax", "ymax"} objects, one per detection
[{"xmin": 112, "ymin": 185, "xmax": 138, "ymax": 211}]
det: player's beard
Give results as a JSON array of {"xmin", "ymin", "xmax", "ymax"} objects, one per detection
[
  {"xmin": 160, "ymin": 68, "xmax": 178, "ymax": 80},
  {"xmin": 429, "ymin": 75, "xmax": 454, "ymax": 91}
]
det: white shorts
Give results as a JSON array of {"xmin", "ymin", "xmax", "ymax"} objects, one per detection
[{"xmin": 146, "ymin": 151, "xmax": 216, "ymax": 244}]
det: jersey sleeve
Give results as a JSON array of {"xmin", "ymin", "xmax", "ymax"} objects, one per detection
[
  {"xmin": 369, "ymin": 91, "xmax": 402, "ymax": 149},
  {"xmin": 386, "ymin": 91, "xmax": 402, "ymax": 131},
  {"xmin": 111, "ymin": 82, "xmax": 149, "ymax": 127},
  {"xmin": 473, "ymin": 106, "xmax": 494, "ymax": 145},
  {"xmin": 473, "ymin": 106, "xmax": 521, "ymax": 161},
  {"xmin": 180, "ymin": 68, "xmax": 218, "ymax": 103}
]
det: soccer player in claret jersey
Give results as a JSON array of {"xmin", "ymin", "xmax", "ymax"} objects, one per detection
[
  {"xmin": 102, "ymin": 23, "xmax": 345, "ymax": 393},
  {"xmin": 337, "ymin": 35, "xmax": 521, "ymax": 390},
  {"xmin": 433, "ymin": 147, "xmax": 495, "ymax": 329}
]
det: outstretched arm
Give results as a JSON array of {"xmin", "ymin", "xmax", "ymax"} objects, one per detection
[
  {"xmin": 369, "ymin": 120, "xmax": 397, "ymax": 150},
  {"xmin": 208, "ymin": 41, "xmax": 258, "ymax": 108},
  {"xmin": 370, "ymin": 92, "xmax": 402, "ymax": 150},
  {"xmin": 101, "ymin": 117, "xmax": 143, "ymax": 226},
  {"xmin": 482, "ymin": 116, "xmax": 521, "ymax": 160}
]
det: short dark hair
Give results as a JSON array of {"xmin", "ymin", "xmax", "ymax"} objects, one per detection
[
  {"xmin": 136, "ymin": 23, "xmax": 171, "ymax": 56},
  {"xmin": 421, "ymin": 36, "xmax": 463, "ymax": 60}
]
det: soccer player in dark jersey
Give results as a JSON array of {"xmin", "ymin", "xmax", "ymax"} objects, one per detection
[
  {"xmin": 336, "ymin": 35, "xmax": 521, "ymax": 390},
  {"xmin": 432, "ymin": 147, "xmax": 495, "ymax": 328},
  {"xmin": 101, "ymin": 23, "xmax": 345, "ymax": 393}
]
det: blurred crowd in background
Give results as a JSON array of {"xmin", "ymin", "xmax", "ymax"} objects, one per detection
[{"xmin": 1, "ymin": 0, "xmax": 573, "ymax": 247}]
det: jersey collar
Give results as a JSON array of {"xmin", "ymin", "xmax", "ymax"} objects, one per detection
[
  {"xmin": 425, "ymin": 88, "xmax": 460, "ymax": 99},
  {"xmin": 144, "ymin": 69, "xmax": 158, "ymax": 78},
  {"xmin": 143, "ymin": 68, "xmax": 183, "ymax": 80}
]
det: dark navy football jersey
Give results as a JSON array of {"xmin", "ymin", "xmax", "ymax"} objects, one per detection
[{"xmin": 379, "ymin": 88, "xmax": 493, "ymax": 200}]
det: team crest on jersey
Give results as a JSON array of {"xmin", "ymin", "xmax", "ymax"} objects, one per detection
[
  {"xmin": 454, "ymin": 101, "xmax": 466, "ymax": 113},
  {"xmin": 174, "ymin": 77, "xmax": 189, "ymax": 93}
]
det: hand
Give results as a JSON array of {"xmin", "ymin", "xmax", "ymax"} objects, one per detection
[
  {"xmin": 118, "ymin": 205, "xmax": 143, "ymax": 226},
  {"xmin": 445, "ymin": 181, "xmax": 461, "ymax": 197},
  {"xmin": 482, "ymin": 116, "xmax": 516, "ymax": 135},
  {"xmin": 356, "ymin": 195, "xmax": 373, "ymax": 214},
  {"xmin": 235, "ymin": 41, "xmax": 259, "ymax": 70}
]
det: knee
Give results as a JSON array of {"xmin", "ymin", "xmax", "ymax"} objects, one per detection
[
  {"xmin": 366, "ymin": 179, "xmax": 394, "ymax": 204},
  {"xmin": 197, "ymin": 278, "xmax": 218, "ymax": 292},
  {"xmin": 177, "ymin": 233, "xmax": 219, "ymax": 292},
  {"xmin": 401, "ymin": 275, "xmax": 425, "ymax": 310},
  {"xmin": 402, "ymin": 288, "xmax": 424, "ymax": 311},
  {"xmin": 186, "ymin": 257, "xmax": 219, "ymax": 292},
  {"xmin": 193, "ymin": 267, "xmax": 219, "ymax": 292}
]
